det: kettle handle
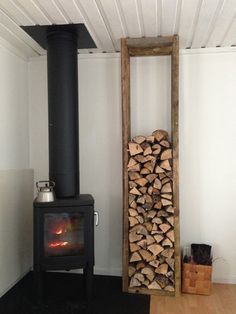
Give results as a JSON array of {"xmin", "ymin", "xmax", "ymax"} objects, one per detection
[{"xmin": 36, "ymin": 180, "xmax": 55, "ymax": 191}]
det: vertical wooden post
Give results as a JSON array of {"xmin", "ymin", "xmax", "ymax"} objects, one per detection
[
  {"xmin": 171, "ymin": 35, "xmax": 180, "ymax": 296},
  {"xmin": 121, "ymin": 38, "xmax": 130, "ymax": 292}
]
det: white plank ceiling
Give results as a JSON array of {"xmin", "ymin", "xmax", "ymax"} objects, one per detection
[{"xmin": 1, "ymin": 0, "xmax": 236, "ymax": 57}]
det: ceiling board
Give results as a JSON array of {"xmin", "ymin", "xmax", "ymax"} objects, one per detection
[
  {"xmin": 161, "ymin": 0, "xmax": 179, "ymax": 36},
  {"xmin": 0, "ymin": 0, "xmax": 34, "ymax": 25},
  {"xmin": 178, "ymin": 0, "xmax": 202, "ymax": 48},
  {"xmin": 119, "ymin": 0, "xmax": 142, "ymax": 37},
  {"xmin": 139, "ymin": 0, "xmax": 157, "ymax": 37},
  {"xmin": 207, "ymin": 0, "xmax": 236, "ymax": 47},
  {"xmin": 16, "ymin": 0, "xmax": 52, "ymax": 25},
  {"xmin": 0, "ymin": 0, "xmax": 236, "ymax": 57}
]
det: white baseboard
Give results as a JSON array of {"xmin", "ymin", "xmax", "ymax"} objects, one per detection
[{"xmin": 212, "ymin": 276, "xmax": 236, "ymax": 284}]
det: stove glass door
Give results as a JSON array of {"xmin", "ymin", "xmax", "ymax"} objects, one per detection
[{"xmin": 44, "ymin": 212, "xmax": 85, "ymax": 257}]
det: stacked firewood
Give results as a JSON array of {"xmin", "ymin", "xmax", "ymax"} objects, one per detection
[{"xmin": 127, "ymin": 129, "xmax": 175, "ymax": 292}]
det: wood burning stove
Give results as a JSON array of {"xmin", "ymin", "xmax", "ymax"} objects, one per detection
[
  {"xmin": 22, "ymin": 24, "xmax": 97, "ymax": 309},
  {"xmin": 33, "ymin": 196, "xmax": 94, "ymax": 303}
]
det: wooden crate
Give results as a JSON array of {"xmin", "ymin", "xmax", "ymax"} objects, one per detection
[{"xmin": 182, "ymin": 263, "xmax": 212, "ymax": 295}]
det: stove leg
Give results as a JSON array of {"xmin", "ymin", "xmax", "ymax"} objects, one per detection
[{"xmin": 84, "ymin": 264, "xmax": 93, "ymax": 314}]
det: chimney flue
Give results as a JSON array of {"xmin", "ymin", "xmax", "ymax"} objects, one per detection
[{"xmin": 47, "ymin": 29, "xmax": 79, "ymax": 198}]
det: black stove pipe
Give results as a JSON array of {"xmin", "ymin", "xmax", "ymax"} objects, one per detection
[{"xmin": 47, "ymin": 29, "xmax": 79, "ymax": 198}]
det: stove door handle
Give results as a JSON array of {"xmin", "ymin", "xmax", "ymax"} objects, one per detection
[{"xmin": 94, "ymin": 211, "xmax": 99, "ymax": 226}]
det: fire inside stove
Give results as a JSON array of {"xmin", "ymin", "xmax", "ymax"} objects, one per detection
[{"xmin": 44, "ymin": 212, "xmax": 85, "ymax": 257}]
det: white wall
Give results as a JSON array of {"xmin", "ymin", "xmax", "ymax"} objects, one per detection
[
  {"xmin": 0, "ymin": 43, "xmax": 33, "ymax": 297},
  {"xmin": 28, "ymin": 49, "xmax": 236, "ymax": 283}
]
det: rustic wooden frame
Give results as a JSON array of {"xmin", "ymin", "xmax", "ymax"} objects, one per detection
[{"xmin": 121, "ymin": 35, "xmax": 180, "ymax": 296}]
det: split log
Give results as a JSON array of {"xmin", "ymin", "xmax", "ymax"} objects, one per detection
[
  {"xmin": 159, "ymin": 223, "xmax": 171, "ymax": 233},
  {"xmin": 147, "ymin": 210, "xmax": 156, "ymax": 219},
  {"xmin": 134, "ymin": 272, "xmax": 145, "ymax": 282},
  {"xmin": 130, "ymin": 200, "xmax": 137, "ymax": 209},
  {"xmin": 160, "ymin": 160, "xmax": 171, "ymax": 171},
  {"xmin": 155, "ymin": 274, "xmax": 170, "ymax": 289},
  {"xmin": 139, "ymin": 186, "xmax": 147, "ymax": 194},
  {"xmin": 144, "ymin": 161, "xmax": 155, "ymax": 173},
  {"xmin": 143, "ymin": 145, "xmax": 152, "ymax": 156},
  {"xmin": 161, "ymin": 198, "xmax": 172, "ymax": 206},
  {"xmin": 166, "ymin": 216, "xmax": 174, "ymax": 226},
  {"xmin": 130, "ymin": 187, "xmax": 141, "ymax": 196},
  {"xmin": 166, "ymin": 258, "xmax": 175, "ymax": 270},
  {"xmin": 161, "ymin": 183, "xmax": 172, "ymax": 193},
  {"xmin": 137, "ymin": 196, "xmax": 145, "ymax": 204},
  {"xmin": 160, "ymin": 140, "xmax": 170, "ymax": 148},
  {"xmin": 140, "ymin": 168, "xmax": 150, "ymax": 175},
  {"xmin": 128, "ymin": 266, "xmax": 136, "ymax": 277},
  {"xmin": 128, "ymin": 163, "xmax": 141, "ymax": 172},
  {"xmin": 144, "ymin": 194, "xmax": 153, "ymax": 203},
  {"xmin": 139, "ymin": 249, "xmax": 153, "ymax": 262},
  {"xmin": 136, "ymin": 215, "xmax": 144, "ymax": 224},
  {"xmin": 152, "ymin": 129, "xmax": 168, "ymax": 142},
  {"xmin": 144, "ymin": 222, "xmax": 153, "ymax": 232},
  {"xmin": 136, "ymin": 261, "xmax": 146, "ymax": 270},
  {"xmin": 128, "ymin": 158, "xmax": 137, "ymax": 168},
  {"xmin": 143, "ymin": 280, "xmax": 150, "ymax": 287},
  {"xmin": 135, "ymin": 178, "xmax": 148, "ymax": 187},
  {"xmin": 162, "ymin": 238, "xmax": 173, "ymax": 247},
  {"xmin": 155, "ymin": 263, "xmax": 168, "ymax": 275},
  {"xmin": 148, "ymin": 186, "xmax": 153, "ymax": 195},
  {"xmin": 154, "ymin": 201, "xmax": 162, "ymax": 209},
  {"xmin": 137, "ymin": 239, "xmax": 147, "ymax": 249},
  {"xmin": 161, "ymin": 248, "xmax": 174, "ymax": 258},
  {"xmin": 129, "ymin": 194, "xmax": 136, "ymax": 205},
  {"xmin": 152, "ymin": 144, "xmax": 161, "ymax": 155},
  {"xmin": 153, "ymin": 178, "xmax": 162, "ymax": 190},
  {"xmin": 130, "ymin": 243, "xmax": 140, "ymax": 252},
  {"xmin": 129, "ymin": 172, "xmax": 141, "ymax": 180},
  {"xmin": 154, "ymin": 234, "xmax": 164, "ymax": 243},
  {"xmin": 133, "ymin": 135, "xmax": 146, "ymax": 144},
  {"xmin": 160, "ymin": 149, "xmax": 172, "ymax": 160},
  {"xmin": 157, "ymin": 210, "xmax": 169, "ymax": 218},
  {"xmin": 166, "ymin": 230, "xmax": 174, "ymax": 242},
  {"xmin": 146, "ymin": 135, "xmax": 155, "ymax": 143},
  {"xmin": 141, "ymin": 267, "xmax": 155, "ymax": 278},
  {"xmin": 129, "ymin": 277, "xmax": 141, "ymax": 287},
  {"xmin": 149, "ymin": 260, "xmax": 160, "ymax": 268},
  {"xmin": 166, "ymin": 206, "xmax": 175, "ymax": 214},
  {"xmin": 148, "ymin": 281, "xmax": 162, "ymax": 290},
  {"xmin": 130, "ymin": 224, "xmax": 148, "ymax": 235},
  {"xmin": 161, "ymin": 193, "xmax": 172, "ymax": 200},
  {"xmin": 146, "ymin": 235, "xmax": 155, "ymax": 245},
  {"xmin": 129, "ymin": 232, "xmax": 143, "ymax": 243},
  {"xmin": 146, "ymin": 173, "xmax": 157, "ymax": 183},
  {"xmin": 129, "ymin": 217, "xmax": 139, "ymax": 227},
  {"xmin": 130, "ymin": 252, "xmax": 142, "ymax": 262},
  {"xmin": 147, "ymin": 244, "xmax": 164, "ymax": 256},
  {"xmin": 128, "ymin": 208, "xmax": 138, "ymax": 217},
  {"xmin": 128, "ymin": 142, "xmax": 143, "ymax": 156},
  {"xmin": 129, "ymin": 181, "xmax": 137, "ymax": 189},
  {"xmin": 162, "ymin": 177, "xmax": 171, "ymax": 185},
  {"xmin": 135, "ymin": 154, "xmax": 148, "ymax": 163},
  {"xmin": 137, "ymin": 206, "xmax": 146, "ymax": 215},
  {"xmin": 155, "ymin": 165, "xmax": 165, "ymax": 173},
  {"xmin": 152, "ymin": 217, "xmax": 163, "ymax": 224}
]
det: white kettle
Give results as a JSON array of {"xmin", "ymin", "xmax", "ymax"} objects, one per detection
[{"xmin": 35, "ymin": 181, "xmax": 55, "ymax": 202}]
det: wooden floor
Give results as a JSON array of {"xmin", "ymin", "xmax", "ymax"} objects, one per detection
[{"xmin": 150, "ymin": 284, "xmax": 236, "ymax": 314}]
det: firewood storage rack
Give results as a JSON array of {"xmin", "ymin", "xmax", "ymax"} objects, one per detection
[{"xmin": 121, "ymin": 35, "xmax": 180, "ymax": 296}]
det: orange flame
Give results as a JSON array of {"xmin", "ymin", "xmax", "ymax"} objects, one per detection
[{"xmin": 49, "ymin": 241, "xmax": 69, "ymax": 248}]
